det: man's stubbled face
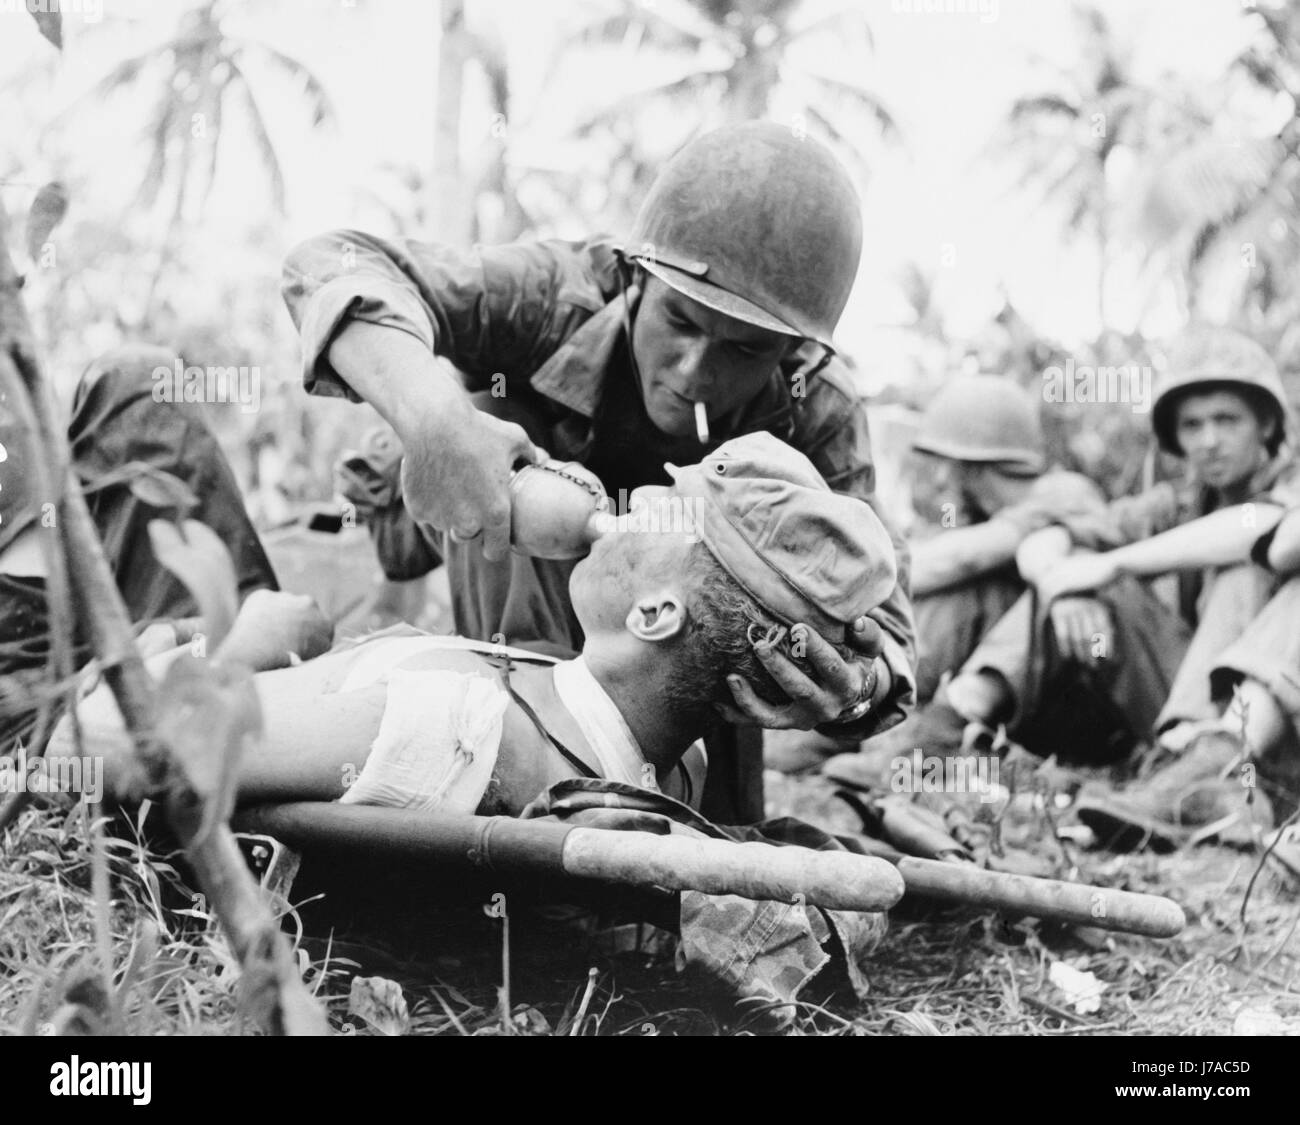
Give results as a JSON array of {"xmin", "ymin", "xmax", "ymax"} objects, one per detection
[
  {"xmin": 1174, "ymin": 390, "xmax": 1272, "ymax": 493},
  {"xmin": 631, "ymin": 276, "xmax": 796, "ymax": 438}
]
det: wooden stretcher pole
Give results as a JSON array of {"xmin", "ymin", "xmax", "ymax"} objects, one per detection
[
  {"xmin": 893, "ymin": 854, "xmax": 1185, "ymax": 937},
  {"xmin": 235, "ymin": 802, "xmax": 1186, "ymax": 937},
  {"xmin": 234, "ymin": 802, "xmax": 906, "ymax": 913},
  {"xmin": 848, "ymin": 835, "xmax": 1185, "ymax": 937}
]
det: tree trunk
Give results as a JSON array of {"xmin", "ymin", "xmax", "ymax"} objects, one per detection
[{"xmin": 433, "ymin": 0, "xmax": 473, "ymax": 246}]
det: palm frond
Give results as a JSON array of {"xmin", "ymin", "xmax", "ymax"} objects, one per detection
[
  {"xmin": 198, "ymin": 80, "xmax": 226, "ymax": 211},
  {"xmin": 788, "ymin": 5, "xmax": 875, "ymax": 54},
  {"xmin": 84, "ymin": 48, "xmax": 164, "ymax": 102},
  {"xmin": 804, "ymin": 73, "xmax": 898, "ymax": 140},
  {"xmin": 138, "ymin": 83, "xmax": 179, "ymax": 212},
  {"xmin": 799, "ymin": 103, "xmax": 877, "ymax": 178},
  {"xmin": 1008, "ymin": 93, "xmax": 1080, "ymax": 122},
  {"xmin": 1137, "ymin": 135, "xmax": 1279, "ymax": 240},
  {"xmin": 563, "ymin": 0, "xmax": 711, "ymax": 52},
  {"xmin": 225, "ymin": 58, "xmax": 286, "ymax": 215},
  {"xmin": 236, "ymin": 40, "xmax": 337, "ymax": 129},
  {"xmin": 573, "ymin": 68, "xmax": 723, "ymax": 136}
]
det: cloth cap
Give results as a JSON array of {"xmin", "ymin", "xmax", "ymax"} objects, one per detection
[{"xmin": 665, "ymin": 433, "xmax": 897, "ymax": 643}]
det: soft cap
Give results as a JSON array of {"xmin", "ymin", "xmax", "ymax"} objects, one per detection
[{"xmin": 666, "ymin": 433, "xmax": 897, "ymax": 643}]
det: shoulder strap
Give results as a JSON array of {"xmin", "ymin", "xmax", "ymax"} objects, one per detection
[{"xmin": 486, "ymin": 655, "xmax": 600, "ymax": 780}]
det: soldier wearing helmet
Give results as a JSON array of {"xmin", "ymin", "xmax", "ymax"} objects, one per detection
[
  {"xmin": 821, "ymin": 374, "xmax": 1104, "ymax": 788},
  {"xmin": 281, "ymin": 122, "xmax": 916, "ymax": 820},
  {"xmin": 935, "ymin": 325, "xmax": 1300, "ymax": 849}
]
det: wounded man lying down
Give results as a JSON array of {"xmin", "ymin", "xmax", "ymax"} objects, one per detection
[{"xmin": 60, "ymin": 432, "xmax": 899, "ymax": 821}]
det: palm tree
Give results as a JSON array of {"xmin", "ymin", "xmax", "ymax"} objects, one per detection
[
  {"xmin": 543, "ymin": 0, "xmax": 896, "ymax": 231},
  {"xmin": 82, "ymin": 0, "xmax": 335, "ymax": 317},
  {"xmin": 431, "ymin": 0, "xmax": 533, "ymax": 245},
  {"xmin": 999, "ymin": 5, "xmax": 1154, "ymax": 328},
  {"xmin": 1131, "ymin": 0, "xmax": 1300, "ymax": 322}
]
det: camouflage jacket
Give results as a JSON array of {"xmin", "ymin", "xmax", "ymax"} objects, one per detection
[{"xmin": 522, "ymin": 777, "xmax": 888, "ymax": 1027}]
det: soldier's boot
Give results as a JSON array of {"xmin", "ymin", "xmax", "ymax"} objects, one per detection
[{"xmin": 1074, "ymin": 731, "xmax": 1273, "ymax": 853}]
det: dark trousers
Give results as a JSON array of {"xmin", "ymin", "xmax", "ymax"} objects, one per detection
[
  {"xmin": 963, "ymin": 567, "xmax": 1279, "ymax": 763},
  {"xmin": 0, "ymin": 346, "xmax": 278, "ymax": 750},
  {"xmin": 913, "ymin": 567, "xmax": 1024, "ymax": 705}
]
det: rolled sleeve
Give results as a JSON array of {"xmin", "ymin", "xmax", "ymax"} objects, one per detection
[
  {"xmin": 282, "ymin": 231, "xmax": 617, "ymax": 404},
  {"xmin": 298, "ymin": 276, "xmax": 437, "ymax": 401},
  {"xmin": 282, "ymin": 231, "xmax": 443, "ymax": 400}
]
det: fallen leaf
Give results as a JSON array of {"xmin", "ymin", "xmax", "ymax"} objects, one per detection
[
  {"xmin": 1049, "ymin": 959, "xmax": 1106, "ymax": 1015},
  {"xmin": 348, "ymin": 975, "xmax": 409, "ymax": 1037},
  {"xmin": 1232, "ymin": 1004, "xmax": 1300, "ymax": 1036}
]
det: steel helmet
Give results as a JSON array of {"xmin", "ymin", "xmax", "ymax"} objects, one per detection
[
  {"xmin": 625, "ymin": 122, "xmax": 863, "ymax": 350},
  {"xmin": 911, "ymin": 374, "xmax": 1045, "ymax": 475},
  {"xmin": 1151, "ymin": 326, "xmax": 1291, "ymax": 456}
]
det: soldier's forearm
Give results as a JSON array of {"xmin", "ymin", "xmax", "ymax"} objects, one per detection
[
  {"xmin": 911, "ymin": 519, "xmax": 1022, "ymax": 597},
  {"xmin": 326, "ymin": 322, "xmax": 474, "ymax": 443},
  {"xmin": 1110, "ymin": 503, "xmax": 1284, "ymax": 578}
]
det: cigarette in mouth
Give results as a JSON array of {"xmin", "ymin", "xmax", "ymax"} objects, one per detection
[{"xmin": 694, "ymin": 401, "xmax": 709, "ymax": 444}]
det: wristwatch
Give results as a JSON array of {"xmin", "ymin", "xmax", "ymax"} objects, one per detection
[{"xmin": 835, "ymin": 658, "xmax": 880, "ymax": 724}]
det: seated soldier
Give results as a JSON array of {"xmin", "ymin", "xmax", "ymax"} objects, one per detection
[
  {"xmin": 53, "ymin": 432, "xmax": 898, "ymax": 817},
  {"xmin": 940, "ymin": 326, "xmax": 1299, "ymax": 847},
  {"xmin": 1059, "ymin": 495, "xmax": 1300, "ymax": 849},
  {"xmin": 822, "ymin": 373, "xmax": 1103, "ymax": 787},
  {"xmin": 0, "ymin": 347, "xmax": 280, "ymax": 756}
]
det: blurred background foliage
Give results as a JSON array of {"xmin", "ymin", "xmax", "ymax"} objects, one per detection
[{"xmin": 3, "ymin": 0, "xmax": 1300, "ymax": 532}]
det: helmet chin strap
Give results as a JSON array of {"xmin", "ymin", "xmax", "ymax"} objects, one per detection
[{"xmin": 614, "ymin": 250, "xmax": 646, "ymax": 399}]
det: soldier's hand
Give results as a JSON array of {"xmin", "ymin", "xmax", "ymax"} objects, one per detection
[
  {"xmin": 715, "ymin": 621, "xmax": 879, "ymax": 731},
  {"xmin": 400, "ymin": 406, "xmax": 539, "ymax": 562},
  {"xmin": 1047, "ymin": 596, "xmax": 1111, "ymax": 667},
  {"xmin": 223, "ymin": 590, "xmax": 334, "ymax": 670}
]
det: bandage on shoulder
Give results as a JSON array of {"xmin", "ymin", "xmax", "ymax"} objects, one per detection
[{"xmin": 339, "ymin": 668, "xmax": 509, "ymax": 813}]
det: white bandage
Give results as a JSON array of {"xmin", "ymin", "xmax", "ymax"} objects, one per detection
[{"xmin": 340, "ymin": 669, "xmax": 509, "ymax": 813}]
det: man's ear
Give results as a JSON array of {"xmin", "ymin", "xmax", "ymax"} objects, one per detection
[{"xmin": 625, "ymin": 591, "xmax": 688, "ymax": 643}]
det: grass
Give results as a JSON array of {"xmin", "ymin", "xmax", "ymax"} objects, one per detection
[{"xmin": 1, "ymin": 792, "xmax": 1297, "ymax": 1037}]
